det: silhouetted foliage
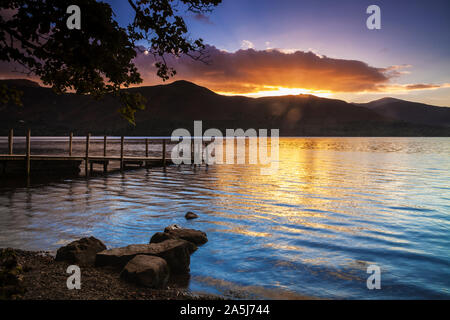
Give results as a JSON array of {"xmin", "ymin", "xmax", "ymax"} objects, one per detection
[
  {"xmin": 0, "ymin": 83, "xmax": 22, "ymax": 110},
  {"xmin": 0, "ymin": 0, "xmax": 221, "ymax": 124}
]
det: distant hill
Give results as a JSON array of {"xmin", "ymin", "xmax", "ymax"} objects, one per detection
[
  {"xmin": 0, "ymin": 79, "xmax": 449, "ymax": 136},
  {"xmin": 0, "ymin": 79, "xmax": 41, "ymax": 88},
  {"xmin": 356, "ymin": 97, "xmax": 450, "ymax": 127}
]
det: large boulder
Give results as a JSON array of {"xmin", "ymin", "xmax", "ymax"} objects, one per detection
[
  {"xmin": 120, "ymin": 255, "xmax": 169, "ymax": 289},
  {"xmin": 150, "ymin": 232, "xmax": 197, "ymax": 254},
  {"xmin": 55, "ymin": 237, "xmax": 106, "ymax": 266},
  {"xmin": 149, "ymin": 225, "xmax": 208, "ymax": 246},
  {"xmin": 150, "ymin": 232, "xmax": 174, "ymax": 244},
  {"xmin": 95, "ymin": 239, "xmax": 193, "ymax": 274},
  {"xmin": 163, "ymin": 227, "xmax": 208, "ymax": 245}
]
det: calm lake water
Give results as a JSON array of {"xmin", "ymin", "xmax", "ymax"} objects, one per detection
[{"xmin": 0, "ymin": 137, "xmax": 449, "ymax": 299}]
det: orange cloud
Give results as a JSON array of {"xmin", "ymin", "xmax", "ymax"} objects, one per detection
[
  {"xmin": 133, "ymin": 46, "xmax": 449, "ymax": 95},
  {"xmin": 2, "ymin": 44, "xmax": 448, "ymax": 98},
  {"xmin": 134, "ymin": 45, "xmax": 393, "ymax": 93}
]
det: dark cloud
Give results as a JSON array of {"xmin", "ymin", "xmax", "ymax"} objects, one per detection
[
  {"xmin": 375, "ymin": 83, "xmax": 449, "ymax": 92},
  {"xmin": 404, "ymin": 84, "xmax": 441, "ymax": 90}
]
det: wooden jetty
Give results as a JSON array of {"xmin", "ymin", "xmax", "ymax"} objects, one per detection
[{"xmin": 0, "ymin": 129, "xmax": 175, "ymax": 178}]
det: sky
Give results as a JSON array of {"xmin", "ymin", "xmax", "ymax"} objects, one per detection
[
  {"xmin": 2, "ymin": 0, "xmax": 450, "ymax": 106},
  {"xmin": 128, "ymin": 0, "xmax": 450, "ymax": 106}
]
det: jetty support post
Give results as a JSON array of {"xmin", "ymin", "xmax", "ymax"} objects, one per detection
[
  {"xmin": 25, "ymin": 129, "xmax": 31, "ymax": 177},
  {"xmin": 120, "ymin": 136, "xmax": 124, "ymax": 171},
  {"xmin": 191, "ymin": 138, "xmax": 194, "ymax": 166},
  {"xmin": 103, "ymin": 135, "xmax": 108, "ymax": 172},
  {"xmin": 85, "ymin": 133, "xmax": 90, "ymax": 177},
  {"xmin": 145, "ymin": 138, "xmax": 149, "ymax": 167},
  {"xmin": 8, "ymin": 129, "xmax": 13, "ymax": 155},
  {"xmin": 103, "ymin": 135, "xmax": 107, "ymax": 156},
  {"xmin": 69, "ymin": 132, "xmax": 73, "ymax": 156},
  {"xmin": 162, "ymin": 139, "xmax": 166, "ymax": 169},
  {"xmin": 205, "ymin": 141, "xmax": 209, "ymax": 167}
]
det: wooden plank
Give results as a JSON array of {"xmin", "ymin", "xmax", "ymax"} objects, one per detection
[
  {"xmin": 0, "ymin": 155, "xmax": 27, "ymax": 161},
  {"xmin": 85, "ymin": 133, "xmax": 90, "ymax": 176},
  {"xmin": 8, "ymin": 129, "xmax": 13, "ymax": 155},
  {"xmin": 87, "ymin": 156, "xmax": 159, "ymax": 161},
  {"xmin": 0, "ymin": 131, "xmax": 183, "ymax": 177},
  {"xmin": 0, "ymin": 155, "xmax": 163, "ymax": 161},
  {"xmin": 26, "ymin": 129, "xmax": 31, "ymax": 176},
  {"xmin": 0, "ymin": 156, "xmax": 180, "ymax": 163}
]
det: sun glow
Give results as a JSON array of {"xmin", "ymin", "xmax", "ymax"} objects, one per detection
[{"xmin": 217, "ymin": 86, "xmax": 333, "ymax": 98}]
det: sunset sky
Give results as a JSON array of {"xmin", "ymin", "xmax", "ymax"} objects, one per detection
[
  {"xmin": 130, "ymin": 0, "xmax": 450, "ymax": 106},
  {"xmin": 2, "ymin": 0, "xmax": 450, "ymax": 106}
]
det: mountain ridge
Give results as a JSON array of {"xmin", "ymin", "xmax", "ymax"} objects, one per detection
[
  {"xmin": 1, "ymin": 79, "xmax": 449, "ymax": 136},
  {"xmin": 356, "ymin": 97, "xmax": 450, "ymax": 127}
]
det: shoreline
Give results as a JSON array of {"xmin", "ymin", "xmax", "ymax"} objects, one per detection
[{"xmin": 1, "ymin": 248, "xmax": 222, "ymax": 300}]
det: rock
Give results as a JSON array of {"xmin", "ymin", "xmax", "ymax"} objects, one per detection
[
  {"xmin": 149, "ymin": 233, "xmax": 197, "ymax": 254},
  {"xmin": 185, "ymin": 211, "xmax": 199, "ymax": 220},
  {"xmin": 120, "ymin": 255, "xmax": 169, "ymax": 289},
  {"xmin": 0, "ymin": 248, "xmax": 18, "ymax": 269},
  {"xmin": 0, "ymin": 248, "xmax": 25, "ymax": 299},
  {"xmin": 95, "ymin": 239, "xmax": 194, "ymax": 274},
  {"xmin": 166, "ymin": 224, "xmax": 181, "ymax": 231},
  {"xmin": 55, "ymin": 237, "xmax": 106, "ymax": 266},
  {"xmin": 149, "ymin": 232, "xmax": 174, "ymax": 244},
  {"xmin": 163, "ymin": 227, "xmax": 208, "ymax": 245}
]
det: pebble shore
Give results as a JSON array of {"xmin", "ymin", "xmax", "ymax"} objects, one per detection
[{"xmin": 1, "ymin": 248, "xmax": 220, "ymax": 300}]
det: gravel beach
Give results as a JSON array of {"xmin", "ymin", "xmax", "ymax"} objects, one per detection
[{"xmin": 1, "ymin": 248, "xmax": 219, "ymax": 300}]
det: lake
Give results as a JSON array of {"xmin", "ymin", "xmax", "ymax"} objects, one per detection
[{"xmin": 0, "ymin": 137, "xmax": 449, "ymax": 299}]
